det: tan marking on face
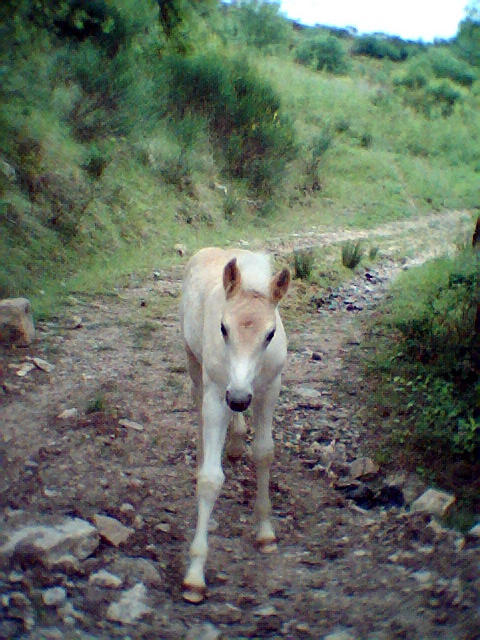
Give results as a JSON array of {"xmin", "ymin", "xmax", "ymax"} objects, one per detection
[{"xmin": 223, "ymin": 291, "xmax": 276, "ymax": 353}]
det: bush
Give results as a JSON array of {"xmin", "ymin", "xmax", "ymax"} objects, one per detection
[
  {"xmin": 229, "ymin": 0, "xmax": 291, "ymax": 50},
  {"xmin": 428, "ymin": 48, "xmax": 477, "ymax": 87},
  {"xmin": 342, "ymin": 240, "xmax": 364, "ymax": 268},
  {"xmin": 390, "ymin": 250, "xmax": 477, "ymax": 380},
  {"xmin": 352, "ymin": 35, "xmax": 410, "ymax": 61},
  {"xmin": 166, "ymin": 52, "xmax": 296, "ymax": 193},
  {"xmin": 293, "ymin": 248, "xmax": 314, "ymax": 279},
  {"xmin": 367, "ymin": 247, "xmax": 478, "ymax": 490},
  {"xmin": 295, "ymin": 35, "xmax": 348, "ymax": 74}
]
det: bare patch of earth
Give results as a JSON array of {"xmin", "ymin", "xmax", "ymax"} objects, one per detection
[{"xmin": 0, "ymin": 210, "xmax": 478, "ymax": 639}]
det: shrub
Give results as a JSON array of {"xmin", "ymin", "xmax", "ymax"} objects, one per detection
[
  {"xmin": 293, "ymin": 248, "xmax": 314, "ymax": 279},
  {"xmin": 390, "ymin": 250, "xmax": 477, "ymax": 382},
  {"xmin": 367, "ymin": 247, "xmax": 478, "ymax": 483},
  {"xmin": 295, "ymin": 35, "xmax": 348, "ymax": 74},
  {"xmin": 428, "ymin": 48, "xmax": 477, "ymax": 87},
  {"xmin": 166, "ymin": 52, "xmax": 296, "ymax": 193},
  {"xmin": 230, "ymin": 0, "xmax": 291, "ymax": 50},
  {"xmin": 341, "ymin": 240, "xmax": 364, "ymax": 268},
  {"xmin": 352, "ymin": 35, "xmax": 409, "ymax": 62}
]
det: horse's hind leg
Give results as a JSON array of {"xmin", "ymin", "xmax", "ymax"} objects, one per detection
[
  {"xmin": 186, "ymin": 344, "xmax": 203, "ymax": 466},
  {"xmin": 226, "ymin": 413, "xmax": 247, "ymax": 460}
]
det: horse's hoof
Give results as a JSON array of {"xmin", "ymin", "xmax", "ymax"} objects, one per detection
[
  {"xmin": 257, "ymin": 538, "xmax": 278, "ymax": 554},
  {"xmin": 182, "ymin": 583, "xmax": 206, "ymax": 604}
]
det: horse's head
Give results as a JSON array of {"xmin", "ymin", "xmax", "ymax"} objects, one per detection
[{"xmin": 221, "ymin": 257, "xmax": 290, "ymax": 412}]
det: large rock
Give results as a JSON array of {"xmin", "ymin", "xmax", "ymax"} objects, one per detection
[
  {"xmin": 411, "ymin": 488, "xmax": 455, "ymax": 517},
  {"xmin": 0, "ymin": 517, "xmax": 99, "ymax": 569},
  {"xmin": 106, "ymin": 583, "xmax": 151, "ymax": 624},
  {"xmin": 0, "ymin": 298, "xmax": 35, "ymax": 346},
  {"xmin": 108, "ymin": 556, "xmax": 162, "ymax": 587},
  {"xmin": 93, "ymin": 514, "xmax": 134, "ymax": 547}
]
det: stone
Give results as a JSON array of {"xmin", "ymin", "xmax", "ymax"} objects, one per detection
[
  {"xmin": 349, "ymin": 457, "xmax": 379, "ymax": 479},
  {"xmin": 88, "ymin": 569, "xmax": 123, "ymax": 589},
  {"xmin": 0, "ymin": 517, "xmax": 99, "ymax": 569},
  {"xmin": 294, "ymin": 386, "xmax": 322, "ymax": 399},
  {"xmin": 324, "ymin": 629, "xmax": 356, "ymax": 640},
  {"xmin": 93, "ymin": 514, "xmax": 134, "ymax": 547},
  {"xmin": 16, "ymin": 362, "xmax": 35, "ymax": 377},
  {"xmin": 411, "ymin": 570, "xmax": 433, "ymax": 584},
  {"xmin": 42, "ymin": 587, "xmax": 67, "ymax": 607},
  {"xmin": 106, "ymin": 583, "xmax": 151, "ymax": 624},
  {"xmin": 32, "ymin": 356, "xmax": 55, "ymax": 373},
  {"xmin": 467, "ymin": 523, "xmax": 480, "ymax": 539},
  {"xmin": 411, "ymin": 489, "xmax": 456, "ymax": 517},
  {"xmin": 108, "ymin": 557, "xmax": 162, "ymax": 587},
  {"xmin": 118, "ymin": 418, "xmax": 144, "ymax": 432},
  {"xmin": 186, "ymin": 623, "xmax": 221, "ymax": 640},
  {"xmin": 209, "ymin": 603, "xmax": 242, "ymax": 624},
  {"xmin": 57, "ymin": 408, "xmax": 78, "ymax": 419},
  {"xmin": 0, "ymin": 298, "xmax": 35, "ymax": 346}
]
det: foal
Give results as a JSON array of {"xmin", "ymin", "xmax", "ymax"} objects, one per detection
[{"xmin": 180, "ymin": 248, "xmax": 290, "ymax": 603}]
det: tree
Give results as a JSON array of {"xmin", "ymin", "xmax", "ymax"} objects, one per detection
[{"xmin": 456, "ymin": 4, "xmax": 480, "ymax": 67}]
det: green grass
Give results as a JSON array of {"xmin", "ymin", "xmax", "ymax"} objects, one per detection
[{"xmin": 1, "ymin": 10, "xmax": 479, "ymax": 315}]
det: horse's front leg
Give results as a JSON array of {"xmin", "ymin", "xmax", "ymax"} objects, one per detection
[
  {"xmin": 183, "ymin": 382, "xmax": 229, "ymax": 603},
  {"xmin": 251, "ymin": 375, "xmax": 281, "ymax": 553}
]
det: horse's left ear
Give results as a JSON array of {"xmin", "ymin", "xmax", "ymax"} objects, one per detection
[{"xmin": 270, "ymin": 268, "xmax": 290, "ymax": 303}]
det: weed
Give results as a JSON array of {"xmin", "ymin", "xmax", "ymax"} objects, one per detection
[
  {"xmin": 293, "ymin": 249, "xmax": 315, "ymax": 280},
  {"xmin": 342, "ymin": 241, "xmax": 364, "ymax": 269},
  {"xmin": 368, "ymin": 246, "xmax": 379, "ymax": 260},
  {"xmin": 86, "ymin": 393, "xmax": 108, "ymax": 415}
]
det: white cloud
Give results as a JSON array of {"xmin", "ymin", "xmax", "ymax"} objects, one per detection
[{"xmin": 279, "ymin": 0, "xmax": 468, "ymax": 41}]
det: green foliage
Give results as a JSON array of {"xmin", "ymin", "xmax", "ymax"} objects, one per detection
[
  {"xmin": 455, "ymin": 12, "xmax": 480, "ymax": 67},
  {"xmin": 295, "ymin": 35, "xmax": 348, "ymax": 74},
  {"xmin": 157, "ymin": 0, "xmax": 218, "ymax": 53},
  {"xmin": 352, "ymin": 35, "xmax": 411, "ymax": 61},
  {"xmin": 293, "ymin": 249, "xmax": 314, "ymax": 280},
  {"xmin": 428, "ymin": 48, "xmax": 477, "ymax": 87},
  {"xmin": 166, "ymin": 52, "xmax": 295, "ymax": 192},
  {"xmin": 223, "ymin": 0, "xmax": 291, "ymax": 51},
  {"xmin": 341, "ymin": 240, "xmax": 364, "ymax": 268},
  {"xmin": 377, "ymin": 249, "xmax": 479, "ymax": 457}
]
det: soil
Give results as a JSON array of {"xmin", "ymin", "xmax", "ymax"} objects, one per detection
[{"xmin": 1, "ymin": 210, "xmax": 478, "ymax": 639}]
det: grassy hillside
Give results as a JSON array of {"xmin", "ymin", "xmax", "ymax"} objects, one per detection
[{"xmin": 1, "ymin": 1, "xmax": 478, "ymax": 315}]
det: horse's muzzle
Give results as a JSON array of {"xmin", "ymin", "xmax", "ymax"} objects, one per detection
[{"xmin": 226, "ymin": 390, "xmax": 252, "ymax": 412}]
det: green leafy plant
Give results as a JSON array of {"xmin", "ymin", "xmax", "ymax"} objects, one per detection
[
  {"xmin": 295, "ymin": 35, "xmax": 348, "ymax": 74},
  {"xmin": 342, "ymin": 240, "xmax": 364, "ymax": 269},
  {"xmin": 293, "ymin": 248, "xmax": 315, "ymax": 280}
]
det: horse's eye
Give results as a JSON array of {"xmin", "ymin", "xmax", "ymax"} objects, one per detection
[
  {"xmin": 221, "ymin": 322, "xmax": 228, "ymax": 340},
  {"xmin": 265, "ymin": 329, "xmax": 275, "ymax": 344}
]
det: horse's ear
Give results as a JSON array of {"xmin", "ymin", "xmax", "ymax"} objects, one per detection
[
  {"xmin": 270, "ymin": 268, "xmax": 290, "ymax": 303},
  {"xmin": 223, "ymin": 258, "xmax": 242, "ymax": 299}
]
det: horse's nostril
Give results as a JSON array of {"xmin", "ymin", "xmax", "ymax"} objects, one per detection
[{"xmin": 226, "ymin": 391, "xmax": 252, "ymax": 412}]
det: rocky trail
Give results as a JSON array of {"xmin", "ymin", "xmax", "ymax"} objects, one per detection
[{"xmin": 1, "ymin": 210, "xmax": 478, "ymax": 639}]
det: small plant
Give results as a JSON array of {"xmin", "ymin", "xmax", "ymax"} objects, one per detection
[
  {"xmin": 86, "ymin": 392, "xmax": 108, "ymax": 414},
  {"xmin": 342, "ymin": 240, "xmax": 364, "ymax": 269},
  {"xmin": 369, "ymin": 246, "xmax": 379, "ymax": 260},
  {"xmin": 293, "ymin": 249, "xmax": 315, "ymax": 280},
  {"xmin": 223, "ymin": 187, "xmax": 241, "ymax": 221}
]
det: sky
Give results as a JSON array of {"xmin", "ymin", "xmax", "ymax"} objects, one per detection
[{"xmin": 278, "ymin": 0, "xmax": 468, "ymax": 42}]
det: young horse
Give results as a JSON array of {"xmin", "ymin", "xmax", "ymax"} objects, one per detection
[{"xmin": 180, "ymin": 247, "xmax": 290, "ymax": 603}]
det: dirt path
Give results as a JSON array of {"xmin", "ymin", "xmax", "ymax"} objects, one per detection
[{"xmin": 1, "ymin": 210, "xmax": 478, "ymax": 639}]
